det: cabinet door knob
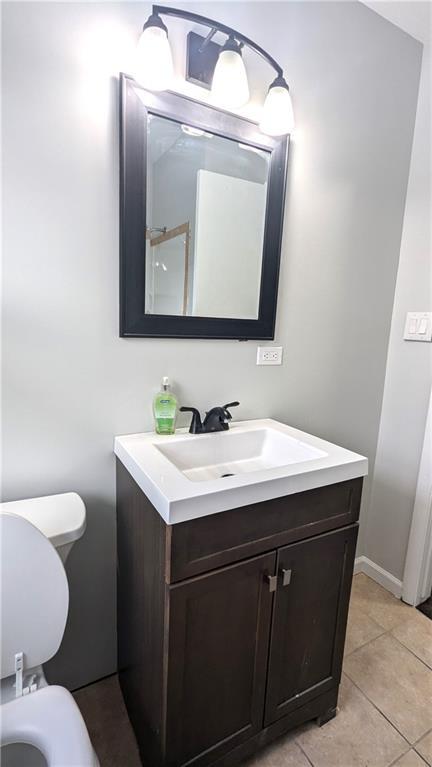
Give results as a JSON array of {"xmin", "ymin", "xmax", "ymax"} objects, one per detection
[
  {"xmin": 265, "ymin": 574, "xmax": 278, "ymax": 592},
  {"xmin": 280, "ymin": 568, "xmax": 292, "ymax": 587}
]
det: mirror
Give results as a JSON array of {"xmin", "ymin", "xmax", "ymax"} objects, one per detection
[
  {"xmin": 145, "ymin": 114, "xmax": 270, "ymax": 320},
  {"xmin": 120, "ymin": 75, "xmax": 288, "ymax": 339}
]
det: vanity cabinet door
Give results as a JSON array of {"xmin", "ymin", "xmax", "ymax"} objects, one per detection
[
  {"xmin": 265, "ymin": 525, "xmax": 357, "ymax": 726},
  {"xmin": 165, "ymin": 552, "xmax": 276, "ymax": 767}
]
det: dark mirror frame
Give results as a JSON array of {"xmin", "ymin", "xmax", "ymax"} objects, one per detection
[{"xmin": 119, "ymin": 73, "xmax": 289, "ymax": 339}]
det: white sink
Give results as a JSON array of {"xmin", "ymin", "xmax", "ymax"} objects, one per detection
[
  {"xmin": 114, "ymin": 419, "xmax": 367, "ymax": 524},
  {"xmin": 156, "ymin": 427, "xmax": 326, "ymax": 482}
]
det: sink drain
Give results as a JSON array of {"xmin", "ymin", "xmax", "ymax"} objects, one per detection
[{"xmin": 220, "ymin": 473, "xmax": 235, "ymax": 478}]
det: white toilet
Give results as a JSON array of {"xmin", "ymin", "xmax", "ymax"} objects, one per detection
[{"xmin": 0, "ymin": 493, "xmax": 99, "ymax": 766}]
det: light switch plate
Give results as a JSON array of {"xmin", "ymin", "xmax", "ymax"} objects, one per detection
[
  {"xmin": 403, "ymin": 312, "xmax": 432, "ymax": 342},
  {"xmin": 256, "ymin": 346, "xmax": 283, "ymax": 365}
]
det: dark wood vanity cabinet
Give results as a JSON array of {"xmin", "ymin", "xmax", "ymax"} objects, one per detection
[
  {"xmin": 166, "ymin": 553, "xmax": 275, "ymax": 765},
  {"xmin": 116, "ymin": 461, "xmax": 361, "ymax": 767},
  {"xmin": 265, "ymin": 527, "xmax": 356, "ymax": 726}
]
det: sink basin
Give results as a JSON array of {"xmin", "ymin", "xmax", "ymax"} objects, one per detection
[
  {"xmin": 156, "ymin": 427, "xmax": 327, "ymax": 482},
  {"xmin": 114, "ymin": 419, "xmax": 367, "ymax": 524}
]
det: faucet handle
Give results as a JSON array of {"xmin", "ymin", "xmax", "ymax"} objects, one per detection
[
  {"xmin": 179, "ymin": 406, "xmax": 203, "ymax": 434},
  {"xmin": 223, "ymin": 401, "xmax": 240, "ymax": 417}
]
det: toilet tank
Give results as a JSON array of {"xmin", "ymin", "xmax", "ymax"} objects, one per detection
[{"xmin": 0, "ymin": 493, "xmax": 86, "ymax": 563}]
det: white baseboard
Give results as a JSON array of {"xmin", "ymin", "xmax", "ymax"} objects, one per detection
[{"xmin": 354, "ymin": 555, "xmax": 402, "ymax": 598}]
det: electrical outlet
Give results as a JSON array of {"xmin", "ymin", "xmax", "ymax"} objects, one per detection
[{"xmin": 256, "ymin": 346, "xmax": 283, "ymax": 365}]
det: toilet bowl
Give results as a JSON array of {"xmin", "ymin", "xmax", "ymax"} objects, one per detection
[{"xmin": 0, "ymin": 494, "xmax": 99, "ymax": 767}]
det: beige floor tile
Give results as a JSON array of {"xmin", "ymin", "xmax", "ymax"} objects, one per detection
[
  {"xmin": 295, "ymin": 675, "xmax": 407, "ymax": 767},
  {"xmin": 393, "ymin": 750, "xmax": 429, "ymax": 767},
  {"xmin": 74, "ymin": 675, "xmax": 141, "ymax": 767},
  {"xmin": 350, "ymin": 574, "xmax": 414, "ymax": 631},
  {"xmin": 391, "ymin": 610, "xmax": 432, "ymax": 669},
  {"xmin": 244, "ymin": 735, "xmax": 312, "ymax": 767},
  {"xmin": 344, "ymin": 634, "xmax": 432, "ymax": 743},
  {"xmin": 416, "ymin": 729, "xmax": 432, "ymax": 766},
  {"xmin": 344, "ymin": 600, "xmax": 386, "ymax": 655}
]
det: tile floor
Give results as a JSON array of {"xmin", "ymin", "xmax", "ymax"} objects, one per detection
[{"xmin": 74, "ymin": 573, "xmax": 432, "ymax": 767}]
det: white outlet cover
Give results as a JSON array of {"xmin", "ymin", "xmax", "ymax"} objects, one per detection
[{"xmin": 256, "ymin": 346, "xmax": 283, "ymax": 365}]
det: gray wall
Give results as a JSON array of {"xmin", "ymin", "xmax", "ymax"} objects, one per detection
[
  {"xmin": 365, "ymin": 41, "xmax": 431, "ymax": 582},
  {"xmin": 1, "ymin": 1, "xmax": 422, "ymax": 689}
]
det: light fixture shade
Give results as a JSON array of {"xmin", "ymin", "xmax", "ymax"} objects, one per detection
[
  {"xmin": 260, "ymin": 77, "xmax": 294, "ymax": 136},
  {"xmin": 211, "ymin": 38, "xmax": 249, "ymax": 109},
  {"xmin": 135, "ymin": 15, "xmax": 173, "ymax": 92}
]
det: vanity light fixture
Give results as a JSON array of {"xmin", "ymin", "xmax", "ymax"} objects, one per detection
[
  {"xmin": 211, "ymin": 36, "xmax": 249, "ymax": 108},
  {"xmin": 135, "ymin": 5, "xmax": 294, "ymax": 136},
  {"xmin": 135, "ymin": 12, "xmax": 174, "ymax": 91},
  {"xmin": 260, "ymin": 76, "xmax": 295, "ymax": 137}
]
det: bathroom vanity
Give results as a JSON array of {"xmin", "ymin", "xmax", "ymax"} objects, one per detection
[{"xmin": 115, "ymin": 420, "xmax": 367, "ymax": 767}]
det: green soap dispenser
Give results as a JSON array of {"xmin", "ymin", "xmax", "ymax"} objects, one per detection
[{"xmin": 153, "ymin": 377, "xmax": 177, "ymax": 435}]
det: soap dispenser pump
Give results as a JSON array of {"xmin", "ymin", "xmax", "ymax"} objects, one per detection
[{"xmin": 153, "ymin": 377, "xmax": 177, "ymax": 435}]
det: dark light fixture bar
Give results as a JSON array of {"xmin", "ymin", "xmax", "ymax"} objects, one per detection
[
  {"xmin": 152, "ymin": 4, "xmax": 284, "ymax": 78},
  {"xmin": 135, "ymin": 5, "xmax": 294, "ymax": 135},
  {"xmin": 197, "ymin": 27, "xmax": 218, "ymax": 53}
]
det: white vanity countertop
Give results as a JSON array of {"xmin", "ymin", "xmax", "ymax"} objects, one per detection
[{"xmin": 114, "ymin": 419, "xmax": 368, "ymax": 525}]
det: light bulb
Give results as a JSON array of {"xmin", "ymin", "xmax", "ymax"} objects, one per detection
[
  {"xmin": 260, "ymin": 76, "xmax": 294, "ymax": 136},
  {"xmin": 212, "ymin": 37, "xmax": 249, "ymax": 109},
  {"xmin": 135, "ymin": 14, "xmax": 173, "ymax": 91}
]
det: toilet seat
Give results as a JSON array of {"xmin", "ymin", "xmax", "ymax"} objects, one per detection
[
  {"xmin": 1, "ymin": 685, "xmax": 99, "ymax": 766},
  {"xmin": 0, "ymin": 512, "xmax": 69, "ymax": 677},
  {"xmin": 0, "ymin": 508, "xmax": 99, "ymax": 767}
]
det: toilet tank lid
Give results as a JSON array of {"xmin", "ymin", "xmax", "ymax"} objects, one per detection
[{"xmin": 0, "ymin": 493, "xmax": 86, "ymax": 548}]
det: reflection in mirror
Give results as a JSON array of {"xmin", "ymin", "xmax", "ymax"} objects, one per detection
[{"xmin": 145, "ymin": 115, "xmax": 270, "ymax": 320}]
